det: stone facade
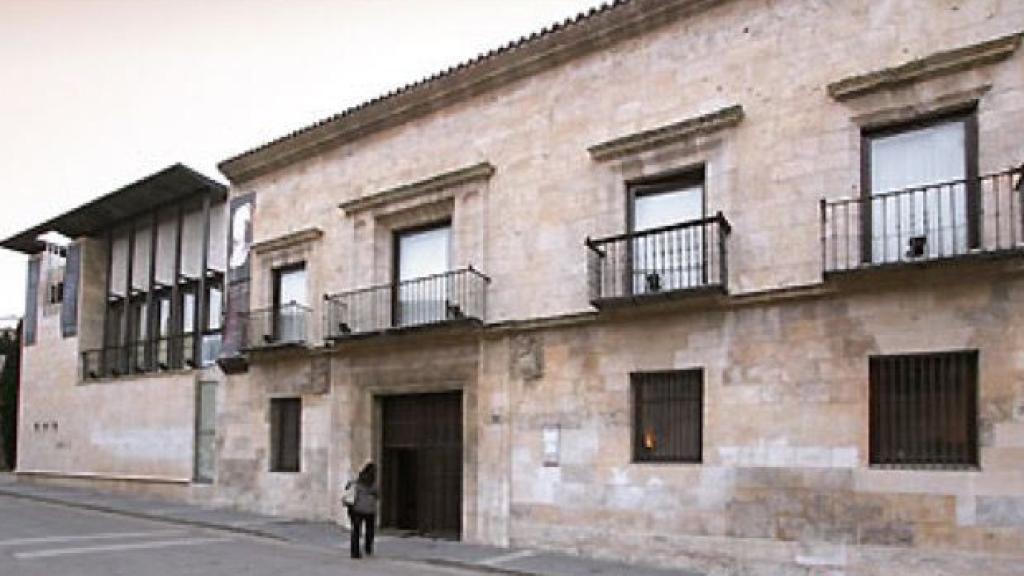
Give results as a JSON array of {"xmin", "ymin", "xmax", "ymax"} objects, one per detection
[{"xmin": 10, "ymin": 1, "xmax": 1024, "ymax": 574}]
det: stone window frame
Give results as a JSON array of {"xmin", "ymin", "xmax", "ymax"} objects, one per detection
[
  {"xmin": 630, "ymin": 368, "xmax": 704, "ymax": 464},
  {"xmin": 251, "ymin": 227, "xmax": 322, "ymax": 344},
  {"xmin": 340, "ymin": 163, "xmax": 493, "ymax": 291},
  {"xmin": 587, "ymin": 106, "xmax": 742, "ymax": 246}
]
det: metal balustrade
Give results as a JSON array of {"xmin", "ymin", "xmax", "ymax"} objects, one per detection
[
  {"xmin": 325, "ymin": 267, "xmax": 489, "ymax": 339},
  {"xmin": 822, "ymin": 166, "xmax": 1024, "ymax": 273},
  {"xmin": 243, "ymin": 303, "xmax": 312, "ymax": 350},
  {"xmin": 586, "ymin": 213, "xmax": 731, "ymax": 305},
  {"xmin": 80, "ymin": 334, "xmax": 198, "ymax": 381}
]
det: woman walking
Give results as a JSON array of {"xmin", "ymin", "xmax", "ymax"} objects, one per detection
[{"xmin": 344, "ymin": 463, "xmax": 378, "ymax": 559}]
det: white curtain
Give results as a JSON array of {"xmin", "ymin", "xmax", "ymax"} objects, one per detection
[
  {"xmin": 397, "ymin": 226, "xmax": 451, "ymax": 326},
  {"xmin": 870, "ymin": 120, "xmax": 966, "ymax": 263},
  {"xmin": 632, "ymin": 185, "xmax": 704, "ymax": 293},
  {"xmin": 276, "ymin": 267, "xmax": 307, "ymax": 342}
]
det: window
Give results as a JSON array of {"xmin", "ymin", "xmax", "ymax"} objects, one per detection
[
  {"xmin": 201, "ymin": 280, "xmax": 223, "ymax": 366},
  {"xmin": 869, "ymin": 351, "xmax": 978, "ymax": 468},
  {"xmin": 270, "ymin": 397, "xmax": 301, "ymax": 472},
  {"xmin": 629, "ymin": 171, "xmax": 706, "ymax": 294},
  {"xmin": 273, "ymin": 264, "xmax": 307, "ymax": 342},
  {"xmin": 43, "ymin": 243, "xmax": 66, "ymax": 308},
  {"xmin": 394, "ymin": 222, "xmax": 451, "ymax": 326},
  {"xmin": 632, "ymin": 369, "xmax": 703, "ymax": 463},
  {"xmin": 863, "ymin": 113, "xmax": 977, "ymax": 263}
]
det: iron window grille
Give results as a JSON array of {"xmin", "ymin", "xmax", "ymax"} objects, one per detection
[
  {"xmin": 632, "ymin": 369, "xmax": 703, "ymax": 463},
  {"xmin": 869, "ymin": 351, "xmax": 979, "ymax": 468}
]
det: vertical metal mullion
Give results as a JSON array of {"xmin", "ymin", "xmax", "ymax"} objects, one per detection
[
  {"xmin": 929, "ymin": 352, "xmax": 937, "ymax": 463},
  {"xmin": 196, "ymin": 193, "xmax": 211, "ymax": 362},
  {"xmin": 101, "ymin": 230, "xmax": 114, "ymax": 376},
  {"xmin": 890, "ymin": 357, "xmax": 899, "ymax": 465},
  {"xmin": 967, "ymin": 353, "xmax": 978, "ymax": 466},
  {"xmin": 146, "ymin": 210, "xmax": 158, "ymax": 371},
  {"xmin": 869, "ymin": 358, "xmax": 877, "ymax": 464},
  {"xmin": 1006, "ymin": 173, "xmax": 1016, "ymax": 248},
  {"xmin": 123, "ymin": 223, "xmax": 135, "ymax": 373},
  {"xmin": 171, "ymin": 204, "xmax": 184, "ymax": 368}
]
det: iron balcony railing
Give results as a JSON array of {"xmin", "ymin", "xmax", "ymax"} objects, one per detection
[
  {"xmin": 243, "ymin": 302, "xmax": 312, "ymax": 350},
  {"xmin": 586, "ymin": 213, "xmax": 731, "ymax": 305},
  {"xmin": 822, "ymin": 166, "xmax": 1024, "ymax": 273},
  {"xmin": 324, "ymin": 267, "xmax": 489, "ymax": 339},
  {"xmin": 81, "ymin": 334, "xmax": 199, "ymax": 381}
]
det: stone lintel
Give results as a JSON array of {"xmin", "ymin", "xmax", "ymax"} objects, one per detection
[
  {"xmin": 827, "ymin": 32, "xmax": 1023, "ymax": 101},
  {"xmin": 339, "ymin": 162, "xmax": 495, "ymax": 214},
  {"xmin": 251, "ymin": 227, "xmax": 323, "ymax": 255},
  {"xmin": 587, "ymin": 105, "xmax": 744, "ymax": 162}
]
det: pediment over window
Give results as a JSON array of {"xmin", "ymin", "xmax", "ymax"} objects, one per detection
[
  {"xmin": 587, "ymin": 105, "xmax": 744, "ymax": 162},
  {"xmin": 339, "ymin": 162, "xmax": 494, "ymax": 214},
  {"xmin": 251, "ymin": 227, "xmax": 323, "ymax": 256},
  {"xmin": 827, "ymin": 32, "xmax": 1022, "ymax": 101}
]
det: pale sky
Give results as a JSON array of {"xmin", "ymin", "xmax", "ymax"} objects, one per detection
[{"xmin": 0, "ymin": 0, "xmax": 602, "ymax": 318}]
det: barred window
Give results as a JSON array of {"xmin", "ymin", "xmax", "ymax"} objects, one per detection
[
  {"xmin": 632, "ymin": 369, "xmax": 703, "ymax": 463},
  {"xmin": 869, "ymin": 351, "xmax": 978, "ymax": 468},
  {"xmin": 270, "ymin": 398, "xmax": 301, "ymax": 472}
]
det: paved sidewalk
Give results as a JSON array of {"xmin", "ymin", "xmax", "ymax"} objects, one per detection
[{"xmin": 0, "ymin": 474, "xmax": 695, "ymax": 576}]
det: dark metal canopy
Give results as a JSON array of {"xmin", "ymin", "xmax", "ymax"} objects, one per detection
[{"xmin": 1, "ymin": 164, "xmax": 226, "ymax": 254}]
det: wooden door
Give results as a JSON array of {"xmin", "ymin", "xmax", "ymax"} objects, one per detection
[{"xmin": 380, "ymin": 392, "xmax": 462, "ymax": 538}]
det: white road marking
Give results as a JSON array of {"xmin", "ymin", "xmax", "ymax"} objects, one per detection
[
  {"xmin": 479, "ymin": 549, "xmax": 537, "ymax": 565},
  {"xmin": 13, "ymin": 536, "xmax": 233, "ymax": 559},
  {"xmin": 0, "ymin": 530, "xmax": 184, "ymax": 547}
]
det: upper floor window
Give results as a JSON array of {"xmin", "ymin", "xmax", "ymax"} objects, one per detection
[
  {"xmin": 43, "ymin": 242, "xmax": 66, "ymax": 309},
  {"xmin": 863, "ymin": 113, "xmax": 978, "ymax": 263},
  {"xmin": 394, "ymin": 222, "xmax": 451, "ymax": 327},
  {"xmin": 628, "ymin": 171, "xmax": 706, "ymax": 294},
  {"xmin": 273, "ymin": 263, "xmax": 307, "ymax": 343},
  {"xmin": 869, "ymin": 350, "xmax": 978, "ymax": 468}
]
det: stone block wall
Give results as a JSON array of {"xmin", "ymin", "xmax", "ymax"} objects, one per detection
[{"xmin": 491, "ymin": 272, "xmax": 1024, "ymax": 574}]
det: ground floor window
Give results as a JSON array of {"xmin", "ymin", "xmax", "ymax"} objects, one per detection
[
  {"xmin": 632, "ymin": 369, "xmax": 703, "ymax": 463},
  {"xmin": 869, "ymin": 350, "xmax": 978, "ymax": 468},
  {"xmin": 270, "ymin": 397, "xmax": 301, "ymax": 472}
]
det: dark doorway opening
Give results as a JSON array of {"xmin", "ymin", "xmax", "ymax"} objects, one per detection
[{"xmin": 380, "ymin": 391, "xmax": 462, "ymax": 539}]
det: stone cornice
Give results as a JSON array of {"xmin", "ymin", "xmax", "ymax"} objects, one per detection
[
  {"xmin": 251, "ymin": 226, "xmax": 323, "ymax": 255},
  {"xmin": 587, "ymin": 104, "xmax": 744, "ymax": 162},
  {"xmin": 339, "ymin": 162, "xmax": 495, "ymax": 214},
  {"xmin": 217, "ymin": 0, "xmax": 722, "ymax": 184},
  {"xmin": 827, "ymin": 31, "xmax": 1023, "ymax": 101}
]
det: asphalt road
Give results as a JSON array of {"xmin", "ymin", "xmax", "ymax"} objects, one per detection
[{"xmin": 0, "ymin": 495, "xmax": 480, "ymax": 576}]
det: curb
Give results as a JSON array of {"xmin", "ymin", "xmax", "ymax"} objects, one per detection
[{"xmin": 0, "ymin": 487, "xmax": 288, "ymax": 541}]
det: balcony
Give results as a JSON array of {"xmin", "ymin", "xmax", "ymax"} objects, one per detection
[
  {"xmin": 324, "ymin": 267, "xmax": 489, "ymax": 340},
  {"xmin": 243, "ymin": 303, "xmax": 312, "ymax": 351},
  {"xmin": 822, "ymin": 167, "xmax": 1024, "ymax": 274},
  {"xmin": 81, "ymin": 334, "xmax": 200, "ymax": 381},
  {"xmin": 586, "ymin": 213, "xmax": 731, "ymax": 307}
]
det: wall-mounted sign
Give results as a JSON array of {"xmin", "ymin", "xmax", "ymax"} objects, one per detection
[
  {"xmin": 227, "ymin": 194, "xmax": 254, "ymax": 284},
  {"xmin": 542, "ymin": 424, "xmax": 560, "ymax": 467}
]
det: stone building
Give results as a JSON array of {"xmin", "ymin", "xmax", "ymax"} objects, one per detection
[
  {"xmin": 5, "ymin": 1, "xmax": 1024, "ymax": 574},
  {"xmin": 3, "ymin": 165, "xmax": 228, "ymax": 493}
]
